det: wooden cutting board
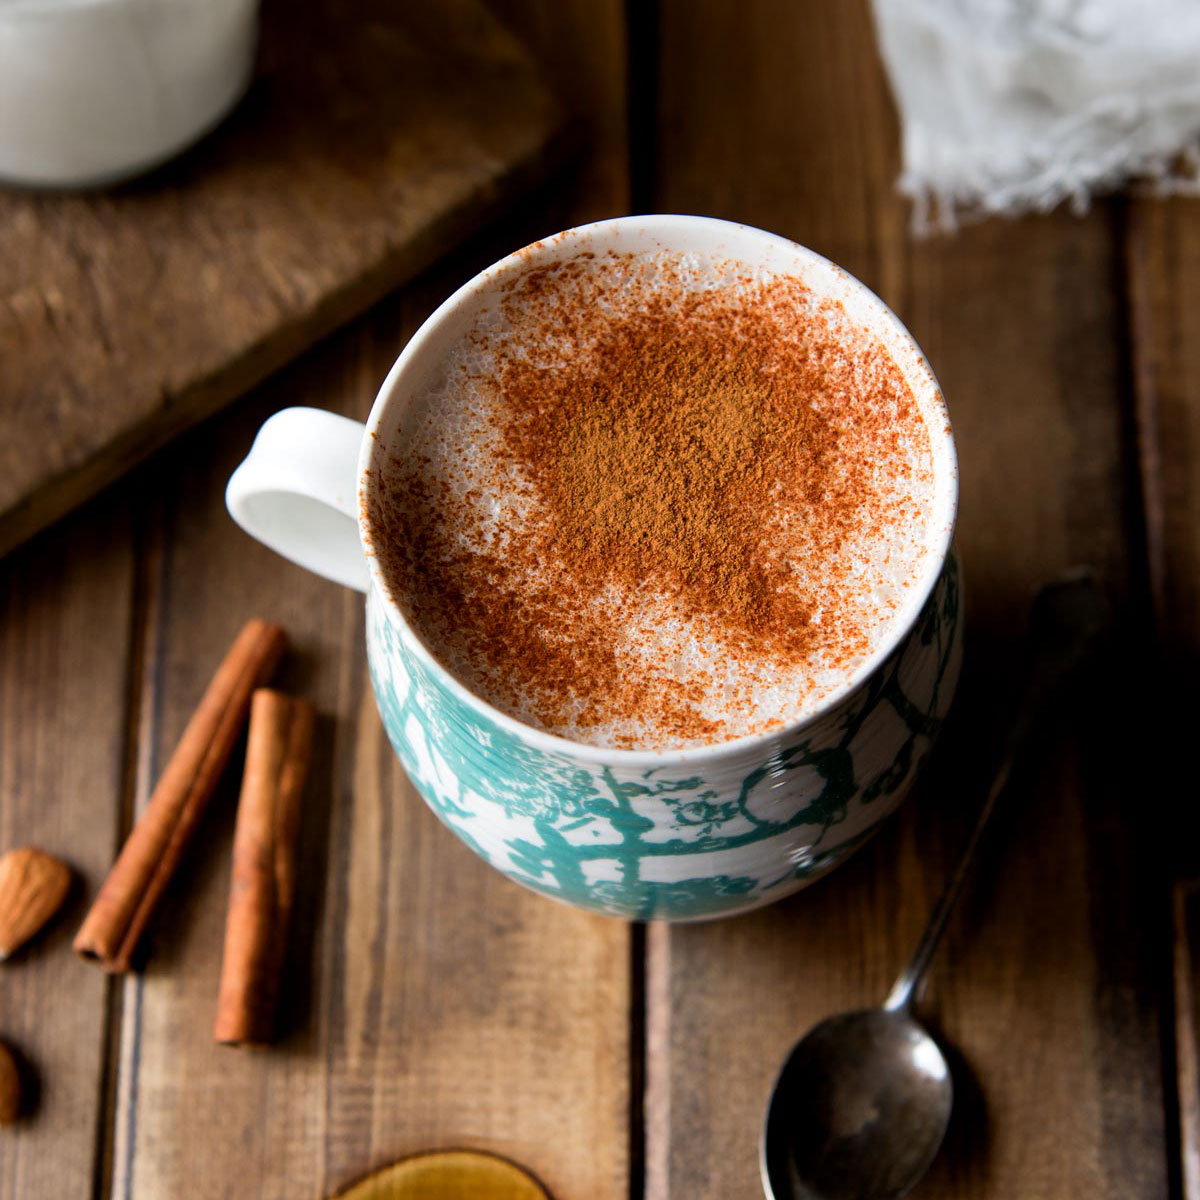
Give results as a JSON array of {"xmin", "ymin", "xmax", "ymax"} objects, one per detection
[{"xmin": 0, "ymin": 0, "xmax": 569, "ymax": 556}]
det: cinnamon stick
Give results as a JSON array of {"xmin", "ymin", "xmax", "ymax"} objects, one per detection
[
  {"xmin": 75, "ymin": 619, "xmax": 287, "ymax": 972},
  {"xmin": 215, "ymin": 689, "xmax": 314, "ymax": 1046}
]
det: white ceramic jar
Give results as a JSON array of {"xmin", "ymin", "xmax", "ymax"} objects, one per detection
[{"xmin": 0, "ymin": 0, "xmax": 259, "ymax": 187}]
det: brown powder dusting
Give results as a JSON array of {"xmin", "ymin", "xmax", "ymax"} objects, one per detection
[{"xmin": 371, "ymin": 251, "xmax": 934, "ymax": 748}]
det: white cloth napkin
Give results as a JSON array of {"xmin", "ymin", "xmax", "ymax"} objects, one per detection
[{"xmin": 871, "ymin": 0, "xmax": 1200, "ymax": 231}]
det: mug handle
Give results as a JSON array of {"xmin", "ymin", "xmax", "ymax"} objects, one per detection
[{"xmin": 225, "ymin": 406, "xmax": 370, "ymax": 593}]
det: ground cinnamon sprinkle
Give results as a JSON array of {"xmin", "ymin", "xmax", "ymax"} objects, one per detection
[{"xmin": 372, "ymin": 251, "xmax": 934, "ymax": 748}]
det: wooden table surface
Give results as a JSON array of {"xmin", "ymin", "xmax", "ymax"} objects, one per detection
[{"xmin": 1, "ymin": 3, "xmax": 1194, "ymax": 1197}]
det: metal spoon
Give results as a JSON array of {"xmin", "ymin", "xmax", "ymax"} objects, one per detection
[{"xmin": 761, "ymin": 571, "xmax": 1109, "ymax": 1200}]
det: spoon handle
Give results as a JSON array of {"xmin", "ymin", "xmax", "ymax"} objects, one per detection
[{"xmin": 882, "ymin": 570, "xmax": 1108, "ymax": 1014}]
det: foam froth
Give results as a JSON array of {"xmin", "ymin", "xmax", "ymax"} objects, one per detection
[{"xmin": 369, "ymin": 248, "xmax": 945, "ymax": 750}]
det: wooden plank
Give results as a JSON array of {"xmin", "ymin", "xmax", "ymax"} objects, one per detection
[
  {"xmin": 489, "ymin": 0, "xmax": 629, "ymax": 207},
  {"xmin": 1126, "ymin": 197, "xmax": 1200, "ymax": 658},
  {"xmin": 0, "ymin": 0, "xmax": 570, "ymax": 559},
  {"xmin": 0, "ymin": 495, "xmax": 135, "ymax": 1195},
  {"xmin": 649, "ymin": 2, "xmax": 1166, "ymax": 1197},
  {"xmin": 1174, "ymin": 880, "xmax": 1200, "ymax": 1200},
  {"xmin": 1124, "ymin": 192, "xmax": 1200, "ymax": 1198},
  {"xmin": 107, "ymin": 5, "xmax": 633, "ymax": 1198}
]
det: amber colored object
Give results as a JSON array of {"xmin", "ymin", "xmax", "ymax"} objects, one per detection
[{"xmin": 334, "ymin": 1150, "xmax": 550, "ymax": 1200}]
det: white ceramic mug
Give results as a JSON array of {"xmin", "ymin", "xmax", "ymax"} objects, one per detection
[{"xmin": 227, "ymin": 215, "xmax": 961, "ymax": 921}]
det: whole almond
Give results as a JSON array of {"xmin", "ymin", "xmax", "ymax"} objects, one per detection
[
  {"xmin": 0, "ymin": 848, "xmax": 72, "ymax": 961},
  {"xmin": 0, "ymin": 1040, "xmax": 18, "ymax": 1125}
]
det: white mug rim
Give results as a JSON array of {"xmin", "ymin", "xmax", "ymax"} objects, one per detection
[{"xmin": 357, "ymin": 214, "xmax": 959, "ymax": 767}]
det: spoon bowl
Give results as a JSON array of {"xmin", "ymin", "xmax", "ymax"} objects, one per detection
[{"xmin": 761, "ymin": 1009, "xmax": 952, "ymax": 1200}]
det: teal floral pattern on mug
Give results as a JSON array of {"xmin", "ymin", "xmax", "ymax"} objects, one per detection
[{"xmin": 367, "ymin": 553, "xmax": 962, "ymax": 921}]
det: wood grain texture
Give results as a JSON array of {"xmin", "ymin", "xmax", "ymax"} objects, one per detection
[
  {"xmin": 649, "ymin": 2, "xmax": 1166, "ymax": 1196},
  {"xmin": 1175, "ymin": 880, "xmax": 1200, "ymax": 1200},
  {"xmin": 104, "ymin": 4, "xmax": 632, "ymax": 1197},
  {"xmin": 0, "ymin": 0, "xmax": 569, "ymax": 559},
  {"xmin": 0, "ymin": 495, "xmax": 135, "ymax": 1195},
  {"xmin": 1126, "ymin": 198, "xmax": 1200, "ymax": 655},
  {"xmin": 489, "ymin": 0, "xmax": 630, "ymax": 209},
  {"xmin": 1124, "ymin": 193, "xmax": 1200, "ymax": 1195}
]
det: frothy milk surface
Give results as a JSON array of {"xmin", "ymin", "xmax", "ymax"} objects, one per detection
[{"xmin": 369, "ymin": 248, "xmax": 942, "ymax": 750}]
